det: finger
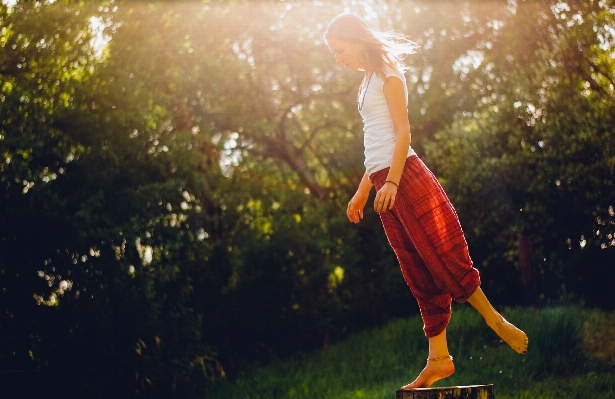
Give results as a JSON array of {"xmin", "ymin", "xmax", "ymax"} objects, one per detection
[
  {"xmin": 380, "ymin": 196, "xmax": 389, "ymax": 213},
  {"xmin": 378, "ymin": 193, "xmax": 389, "ymax": 212},
  {"xmin": 350, "ymin": 209, "xmax": 360, "ymax": 223},
  {"xmin": 388, "ymin": 195, "xmax": 396, "ymax": 210},
  {"xmin": 377, "ymin": 191, "xmax": 388, "ymax": 212},
  {"xmin": 384, "ymin": 193, "xmax": 396, "ymax": 212}
]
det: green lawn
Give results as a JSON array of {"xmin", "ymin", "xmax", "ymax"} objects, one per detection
[{"xmin": 199, "ymin": 306, "xmax": 615, "ymax": 398}]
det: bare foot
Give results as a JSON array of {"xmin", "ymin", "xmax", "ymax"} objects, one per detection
[
  {"xmin": 491, "ymin": 317, "xmax": 528, "ymax": 354},
  {"xmin": 401, "ymin": 356, "xmax": 455, "ymax": 389}
]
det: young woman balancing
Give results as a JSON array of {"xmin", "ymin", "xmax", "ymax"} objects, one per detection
[{"xmin": 324, "ymin": 13, "xmax": 528, "ymax": 389}]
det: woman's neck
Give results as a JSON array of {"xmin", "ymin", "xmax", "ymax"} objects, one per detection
[{"xmin": 363, "ymin": 64, "xmax": 375, "ymax": 78}]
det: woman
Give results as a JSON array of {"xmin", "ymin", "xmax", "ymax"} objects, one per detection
[{"xmin": 324, "ymin": 13, "xmax": 528, "ymax": 389}]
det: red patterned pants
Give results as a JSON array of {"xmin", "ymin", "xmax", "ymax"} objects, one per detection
[{"xmin": 370, "ymin": 156, "xmax": 481, "ymax": 337}]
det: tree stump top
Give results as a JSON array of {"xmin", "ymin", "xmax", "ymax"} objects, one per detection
[{"xmin": 396, "ymin": 384, "xmax": 494, "ymax": 399}]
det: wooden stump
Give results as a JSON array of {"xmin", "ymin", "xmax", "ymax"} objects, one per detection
[{"xmin": 396, "ymin": 384, "xmax": 494, "ymax": 399}]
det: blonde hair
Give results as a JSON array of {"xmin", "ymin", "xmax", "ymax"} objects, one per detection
[{"xmin": 324, "ymin": 13, "xmax": 418, "ymax": 79}]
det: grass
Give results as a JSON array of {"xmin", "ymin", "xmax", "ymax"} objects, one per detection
[{"xmin": 198, "ymin": 306, "xmax": 615, "ymax": 399}]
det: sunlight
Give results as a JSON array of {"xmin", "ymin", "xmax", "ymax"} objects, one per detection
[
  {"xmin": 2, "ymin": 0, "xmax": 57, "ymax": 12},
  {"xmin": 343, "ymin": 0, "xmax": 378, "ymax": 21},
  {"xmin": 89, "ymin": 15, "xmax": 110, "ymax": 59},
  {"xmin": 34, "ymin": 269, "xmax": 74, "ymax": 306},
  {"xmin": 2, "ymin": 0, "xmax": 17, "ymax": 11},
  {"xmin": 136, "ymin": 238, "xmax": 153, "ymax": 265},
  {"xmin": 327, "ymin": 266, "xmax": 345, "ymax": 292},
  {"xmin": 220, "ymin": 132, "xmax": 242, "ymax": 177},
  {"xmin": 453, "ymin": 50, "xmax": 484, "ymax": 78}
]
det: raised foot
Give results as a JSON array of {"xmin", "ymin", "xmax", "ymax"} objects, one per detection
[
  {"xmin": 401, "ymin": 355, "xmax": 455, "ymax": 389},
  {"xmin": 492, "ymin": 318, "xmax": 528, "ymax": 354}
]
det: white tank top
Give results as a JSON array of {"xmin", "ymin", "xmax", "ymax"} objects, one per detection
[{"xmin": 359, "ymin": 65, "xmax": 416, "ymax": 174}]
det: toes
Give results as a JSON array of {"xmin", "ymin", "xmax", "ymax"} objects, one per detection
[{"xmin": 400, "ymin": 381, "xmax": 420, "ymax": 390}]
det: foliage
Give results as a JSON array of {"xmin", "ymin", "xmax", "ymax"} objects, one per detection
[
  {"xmin": 422, "ymin": 0, "xmax": 615, "ymax": 305},
  {"xmin": 0, "ymin": 0, "xmax": 614, "ymax": 397}
]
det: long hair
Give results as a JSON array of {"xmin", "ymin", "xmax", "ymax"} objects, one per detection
[{"xmin": 324, "ymin": 13, "xmax": 418, "ymax": 79}]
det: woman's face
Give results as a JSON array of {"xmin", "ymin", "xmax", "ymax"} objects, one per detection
[{"xmin": 327, "ymin": 38, "xmax": 365, "ymax": 71}]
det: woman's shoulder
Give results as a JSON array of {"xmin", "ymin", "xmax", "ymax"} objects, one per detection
[
  {"xmin": 382, "ymin": 64, "xmax": 405, "ymax": 79},
  {"xmin": 380, "ymin": 63, "xmax": 405, "ymax": 82}
]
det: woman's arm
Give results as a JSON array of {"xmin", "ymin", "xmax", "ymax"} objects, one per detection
[{"xmin": 374, "ymin": 75, "xmax": 411, "ymax": 213}]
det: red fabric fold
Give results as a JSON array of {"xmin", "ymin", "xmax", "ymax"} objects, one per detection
[{"xmin": 370, "ymin": 156, "xmax": 481, "ymax": 337}]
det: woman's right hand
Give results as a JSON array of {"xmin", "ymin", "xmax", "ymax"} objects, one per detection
[{"xmin": 347, "ymin": 190, "xmax": 369, "ymax": 224}]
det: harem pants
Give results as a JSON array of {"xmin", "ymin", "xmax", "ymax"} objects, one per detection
[{"xmin": 369, "ymin": 156, "xmax": 481, "ymax": 337}]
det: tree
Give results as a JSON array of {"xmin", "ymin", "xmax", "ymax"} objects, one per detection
[
  {"xmin": 423, "ymin": 0, "xmax": 615, "ymax": 306},
  {"xmin": 2, "ymin": 1, "xmax": 613, "ymax": 397}
]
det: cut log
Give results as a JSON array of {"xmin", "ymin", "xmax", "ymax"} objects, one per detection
[{"xmin": 396, "ymin": 384, "xmax": 494, "ymax": 399}]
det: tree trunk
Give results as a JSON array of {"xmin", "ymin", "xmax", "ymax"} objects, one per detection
[
  {"xmin": 396, "ymin": 384, "xmax": 494, "ymax": 399},
  {"xmin": 518, "ymin": 234, "xmax": 537, "ymax": 307}
]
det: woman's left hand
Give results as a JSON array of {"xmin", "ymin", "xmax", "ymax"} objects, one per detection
[{"xmin": 374, "ymin": 181, "xmax": 398, "ymax": 213}]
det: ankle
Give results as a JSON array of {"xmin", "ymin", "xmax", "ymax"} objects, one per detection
[
  {"xmin": 485, "ymin": 314, "xmax": 505, "ymax": 329},
  {"xmin": 427, "ymin": 355, "xmax": 453, "ymax": 362}
]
